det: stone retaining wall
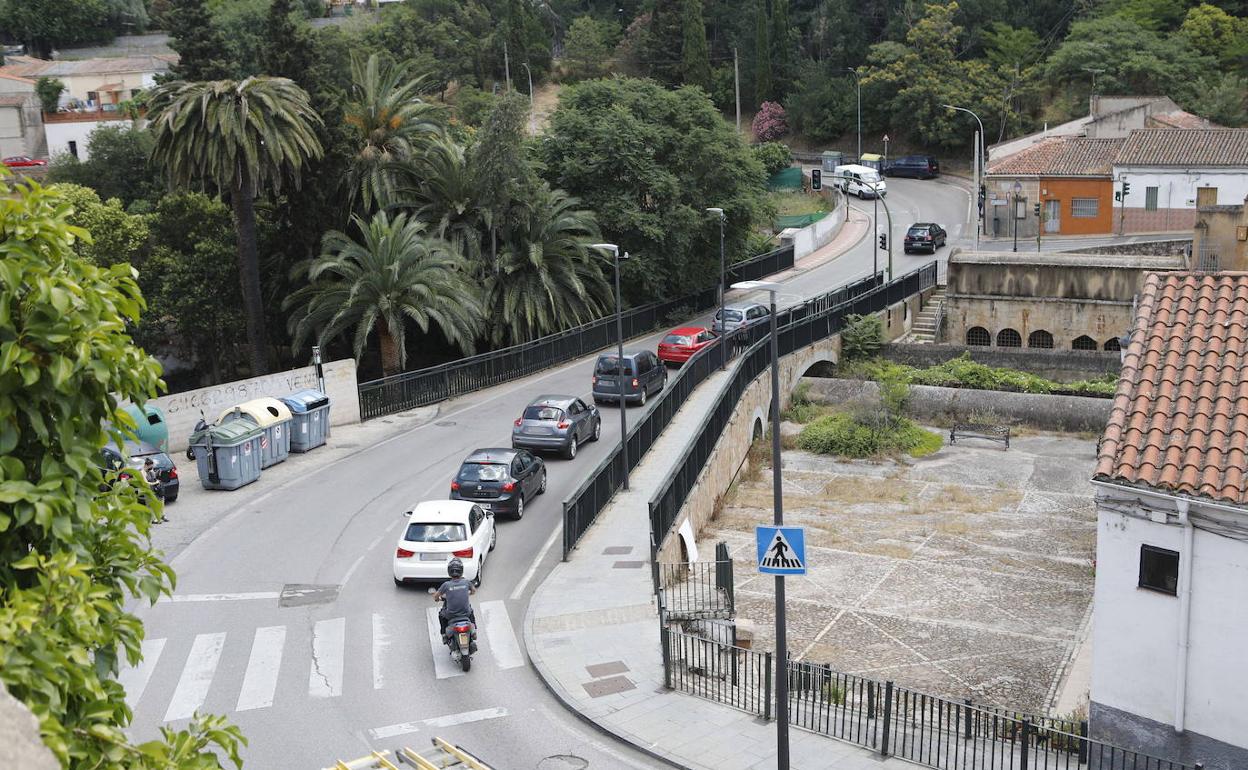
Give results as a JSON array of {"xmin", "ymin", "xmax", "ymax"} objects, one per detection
[{"xmin": 880, "ymin": 343, "xmax": 1122, "ymax": 382}]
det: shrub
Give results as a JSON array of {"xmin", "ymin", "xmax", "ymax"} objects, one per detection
[
  {"xmin": 753, "ymin": 141, "xmax": 793, "ymax": 176},
  {"xmin": 840, "ymin": 313, "xmax": 883, "ymax": 361},
  {"xmin": 798, "ymin": 412, "xmax": 941, "ymax": 458},
  {"xmin": 847, "ymin": 353, "xmax": 1118, "ymax": 398},
  {"xmin": 35, "ymin": 76, "xmax": 65, "ymax": 113},
  {"xmin": 752, "ymin": 101, "xmax": 789, "ymax": 142}
]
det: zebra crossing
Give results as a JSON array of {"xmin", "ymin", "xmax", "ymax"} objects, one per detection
[{"xmin": 120, "ymin": 600, "xmax": 524, "ymax": 722}]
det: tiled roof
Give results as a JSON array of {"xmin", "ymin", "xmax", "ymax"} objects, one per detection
[
  {"xmin": 1146, "ymin": 110, "xmax": 1218, "ymax": 130},
  {"xmin": 1095, "ymin": 272, "xmax": 1248, "ymax": 506},
  {"xmin": 1116, "ymin": 128, "xmax": 1248, "ymax": 167},
  {"xmin": 0, "ymin": 54, "xmax": 173, "ymax": 80},
  {"xmin": 986, "ymin": 137, "xmax": 1121, "ymax": 177}
]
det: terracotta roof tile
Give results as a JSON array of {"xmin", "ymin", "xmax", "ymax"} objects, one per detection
[
  {"xmin": 987, "ymin": 136, "xmax": 1122, "ymax": 176},
  {"xmin": 1115, "ymin": 128, "xmax": 1248, "ymax": 166},
  {"xmin": 1095, "ymin": 272, "xmax": 1248, "ymax": 507}
]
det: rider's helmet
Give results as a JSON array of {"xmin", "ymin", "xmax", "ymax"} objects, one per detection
[{"xmin": 447, "ymin": 558, "xmax": 464, "ymax": 578}]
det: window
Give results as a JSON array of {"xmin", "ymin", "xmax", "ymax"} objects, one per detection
[
  {"xmin": 996, "ymin": 328, "xmax": 1022, "ymax": 348},
  {"xmin": 403, "ymin": 523, "xmax": 466, "ymax": 543},
  {"xmin": 1028, "ymin": 330, "xmax": 1054, "ymax": 349},
  {"xmin": 717, "ymin": 309, "xmax": 744, "ymax": 322},
  {"xmin": 595, "ymin": 356, "xmax": 633, "ymax": 375},
  {"xmin": 966, "ymin": 327, "xmax": 991, "ymax": 346},
  {"xmin": 523, "ymin": 405, "xmax": 563, "ymax": 421},
  {"xmin": 1139, "ymin": 545, "xmax": 1179, "ymax": 595},
  {"xmin": 1104, "ymin": 337, "xmax": 1122, "ymax": 352},
  {"xmin": 1196, "ymin": 187, "xmax": 1218, "ymax": 207},
  {"xmin": 662, "ymin": 333, "xmax": 692, "ymax": 345},
  {"xmin": 1072, "ymin": 335, "xmax": 1097, "ymax": 351},
  {"xmin": 67, "ymin": 141, "xmax": 78, "ymax": 159},
  {"xmin": 457, "ymin": 463, "xmax": 507, "ymax": 481},
  {"xmin": 1071, "ymin": 198, "xmax": 1099, "ymax": 218},
  {"xmin": 1145, "ymin": 186, "xmax": 1159, "ymax": 211}
]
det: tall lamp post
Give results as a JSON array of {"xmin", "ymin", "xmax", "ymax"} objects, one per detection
[
  {"xmin": 707, "ymin": 207, "xmax": 728, "ymax": 370},
  {"xmin": 844, "ymin": 68, "xmax": 861, "ymax": 161},
  {"xmin": 591, "ymin": 243, "xmax": 631, "ymax": 490},
  {"xmin": 731, "ymin": 279, "xmax": 789, "ymax": 769},
  {"xmin": 1012, "ymin": 181, "xmax": 1022, "ymax": 253},
  {"xmin": 942, "ymin": 103, "xmax": 985, "ymax": 250}
]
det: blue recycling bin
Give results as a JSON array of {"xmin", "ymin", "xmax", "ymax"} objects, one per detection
[{"xmin": 280, "ymin": 389, "xmax": 330, "ymax": 452}]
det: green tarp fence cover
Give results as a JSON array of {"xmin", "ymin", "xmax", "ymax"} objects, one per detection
[
  {"xmin": 774, "ymin": 211, "xmax": 828, "ymax": 230},
  {"xmin": 767, "ymin": 167, "xmax": 803, "ymax": 190}
]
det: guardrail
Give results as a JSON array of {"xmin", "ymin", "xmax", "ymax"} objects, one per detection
[{"xmin": 357, "ymin": 245, "xmax": 794, "ymax": 420}]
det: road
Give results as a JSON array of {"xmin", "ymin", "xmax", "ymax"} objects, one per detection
[{"xmin": 123, "ymin": 179, "xmax": 968, "ymax": 769}]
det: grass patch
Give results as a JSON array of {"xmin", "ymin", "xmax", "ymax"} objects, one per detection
[
  {"xmin": 798, "ymin": 413, "xmax": 943, "ymax": 459},
  {"xmin": 771, "ymin": 190, "xmax": 830, "ymax": 217},
  {"xmin": 782, "ymin": 380, "xmax": 829, "ymax": 424},
  {"xmin": 820, "ymin": 476, "xmax": 919, "ymax": 505},
  {"xmin": 841, "ymin": 353, "xmax": 1118, "ymax": 398}
]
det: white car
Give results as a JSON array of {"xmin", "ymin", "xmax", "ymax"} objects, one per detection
[{"xmin": 393, "ymin": 500, "xmax": 496, "ymax": 587}]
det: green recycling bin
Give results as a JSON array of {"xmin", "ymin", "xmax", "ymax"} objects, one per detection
[
  {"xmin": 217, "ymin": 398, "xmax": 292, "ymax": 469},
  {"xmin": 122, "ymin": 403, "xmax": 169, "ymax": 452},
  {"xmin": 189, "ymin": 420, "xmax": 263, "ymax": 490}
]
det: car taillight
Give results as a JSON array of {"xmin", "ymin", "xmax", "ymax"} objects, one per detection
[
  {"xmin": 451, "ymin": 480, "xmax": 460, "ymax": 491},
  {"xmin": 632, "ymin": 378, "xmax": 639, "ymax": 387},
  {"xmin": 514, "ymin": 418, "xmax": 522, "ymax": 427},
  {"xmin": 502, "ymin": 481, "xmax": 515, "ymax": 493},
  {"xmin": 118, "ymin": 472, "xmax": 132, "ymax": 481},
  {"xmin": 396, "ymin": 548, "xmax": 414, "ymax": 559},
  {"xmin": 557, "ymin": 420, "xmax": 570, "ymax": 429},
  {"xmin": 168, "ymin": 468, "xmax": 178, "ymax": 479},
  {"xmin": 453, "ymin": 547, "xmax": 473, "ymax": 558},
  {"xmin": 592, "ymin": 375, "xmax": 598, "ymax": 385}
]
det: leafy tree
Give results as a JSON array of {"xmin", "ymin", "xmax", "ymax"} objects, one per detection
[
  {"xmin": 681, "ymin": 0, "xmax": 713, "ymax": 90},
  {"xmin": 1045, "ymin": 15, "xmax": 1214, "ymax": 99},
  {"xmin": 211, "ymin": 0, "xmax": 271, "ymax": 78},
  {"xmin": 539, "ymin": 78, "xmax": 767, "ymax": 303},
  {"xmin": 166, "ymin": 0, "xmax": 233, "ymax": 81},
  {"xmin": 563, "ymin": 15, "xmax": 620, "ymax": 81},
  {"xmin": 786, "ymin": 65, "xmax": 856, "ymax": 142},
  {"xmin": 51, "ymin": 183, "xmax": 150, "ymax": 266},
  {"xmin": 263, "ymin": 0, "xmax": 315, "ymax": 80},
  {"xmin": 770, "ymin": 0, "xmax": 795, "ymax": 98},
  {"xmin": 286, "ymin": 211, "xmax": 484, "ymax": 376},
  {"xmin": 0, "ymin": 0, "xmax": 111, "ymax": 58},
  {"xmin": 752, "ymin": 100, "xmax": 788, "ymax": 141},
  {"xmin": 470, "ymin": 91, "xmax": 543, "ymax": 270},
  {"xmin": 147, "ymin": 77, "xmax": 324, "ymax": 375},
  {"xmin": 645, "ymin": 0, "xmax": 685, "ymax": 85},
  {"xmin": 488, "ymin": 188, "xmax": 611, "ymax": 344},
  {"xmin": 980, "ymin": 22, "xmax": 1041, "ymax": 70},
  {"xmin": 106, "ymin": 0, "xmax": 150, "ymax": 33},
  {"xmin": 1179, "ymin": 3, "xmax": 1248, "ymax": 67},
  {"xmin": 753, "ymin": 141, "xmax": 792, "ymax": 175},
  {"xmin": 0, "ymin": 175, "xmax": 245, "ymax": 770},
  {"xmin": 753, "ymin": 0, "xmax": 772, "ymax": 104},
  {"xmin": 46, "ymin": 125, "xmax": 163, "ymax": 210},
  {"xmin": 393, "ymin": 138, "xmax": 484, "ymax": 263},
  {"xmin": 450, "ymin": 86, "xmax": 499, "ymax": 128},
  {"xmin": 1100, "ymin": 0, "xmax": 1191, "ymax": 32},
  {"xmin": 34, "ymin": 77, "xmax": 64, "ymax": 113},
  {"xmin": 1182, "ymin": 73, "xmax": 1248, "ymax": 125}
]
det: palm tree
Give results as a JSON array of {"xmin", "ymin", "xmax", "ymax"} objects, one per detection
[
  {"xmin": 344, "ymin": 53, "xmax": 444, "ymax": 212},
  {"xmin": 487, "ymin": 188, "xmax": 612, "ymax": 346},
  {"xmin": 388, "ymin": 138, "xmax": 485, "ymax": 265},
  {"xmin": 147, "ymin": 77, "xmax": 323, "ymax": 375},
  {"xmin": 286, "ymin": 212, "xmax": 484, "ymax": 377}
]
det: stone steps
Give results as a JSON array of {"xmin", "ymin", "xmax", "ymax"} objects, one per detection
[{"xmin": 903, "ymin": 287, "xmax": 947, "ymax": 343}]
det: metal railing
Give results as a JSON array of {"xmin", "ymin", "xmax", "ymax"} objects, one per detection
[
  {"xmin": 661, "ymin": 627, "xmax": 773, "ymax": 719},
  {"xmin": 657, "ymin": 559, "xmax": 734, "ymax": 621},
  {"xmin": 357, "ymin": 245, "xmax": 794, "ymax": 420}
]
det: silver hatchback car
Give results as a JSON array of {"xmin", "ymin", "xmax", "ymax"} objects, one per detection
[
  {"xmin": 511, "ymin": 395, "xmax": 602, "ymax": 460},
  {"xmin": 712, "ymin": 301, "xmax": 770, "ymax": 334}
]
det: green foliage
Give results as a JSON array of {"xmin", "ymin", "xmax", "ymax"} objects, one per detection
[
  {"xmin": 840, "ymin": 313, "xmax": 883, "ymax": 361},
  {"xmin": 0, "ymin": 176, "xmax": 245, "ymax": 770},
  {"xmin": 681, "ymin": 0, "xmax": 713, "ymax": 90},
  {"xmin": 212, "ymin": 0, "xmax": 275, "ymax": 79},
  {"xmin": 0, "ymin": 0, "xmax": 111, "ymax": 58},
  {"xmin": 754, "ymin": 141, "xmax": 793, "ymax": 175},
  {"xmin": 470, "ymin": 91, "xmax": 542, "ymax": 243},
  {"xmin": 262, "ymin": 0, "xmax": 316, "ymax": 81},
  {"xmin": 1181, "ymin": 73, "xmax": 1248, "ymax": 126},
  {"xmin": 980, "ymin": 22, "xmax": 1041, "ymax": 69},
  {"xmin": 34, "ymin": 77, "xmax": 64, "ymax": 113},
  {"xmin": 1045, "ymin": 15, "xmax": 1215, "ymax": 99},
  {"xmin": 539, "ymin": 78, "xmax": 767, "ymax": 303},
  {"xmin": 753, "ymin": 0, "xmax": 772, "ymax": 104},
  {"xmin": 51, "ymin": 183, "xmax": 150, "ymax": 267},
  {"xmin": 644, "ymin": 0, "xmax": 685, "ymax": 86},
  {"xmin": 1100, "ymin": 0, "xmax": 1191, "ymax": 32},
  {"xmin": 562, "ymin": 16, "xmax": 620, "ymax": 81},
  {"xmin": 797, "ymin": 412, "xmax": 941, "ymax": 458},
  {"xmin": 46, "ymin": 125, "xmax": 162, "ymax": 210},
  {"xmin": 850, "ymin": 354, "xmax": 1120, "ymax": 397},
  {"xmin": 450, "ymin": 86, "xmax": 498, "ymax": 128},
  {"xmin": 785, "ymin": 65, "xmax": 856, "ymax": 143},
  {"xmin": 1179, "ymin": 3, "xmax": 1248, "ymax": 66},
  {"xmin": 166, "ymin": 0, "xmax": 233, "ymax": 80}
]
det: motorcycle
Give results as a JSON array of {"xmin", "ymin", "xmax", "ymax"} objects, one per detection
[
  {"xmin": 443, "ymin": 615, "xmax": 478, "ymax": 672},
  {"xmin": 186, "ymin": 411, "xmax": 208, "ymax": 462}
]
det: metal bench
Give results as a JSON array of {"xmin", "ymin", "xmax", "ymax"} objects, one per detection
[{"xmin": 949, "ymin": 423, "xmax": 1010, "ymax": 449}]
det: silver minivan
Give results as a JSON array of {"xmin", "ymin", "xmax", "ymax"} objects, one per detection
[
  {"xmin": 592, "ymin": 350, "xmax": 667, "ymax": 406},
  {"xmin": 712, "ymin": 302, "xmax": 770, "ymax": 334}
]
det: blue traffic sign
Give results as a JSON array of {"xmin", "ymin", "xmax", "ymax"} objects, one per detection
[{"xmin": 756, "ymin": 526, "xmax": 807, "ymax": 575}]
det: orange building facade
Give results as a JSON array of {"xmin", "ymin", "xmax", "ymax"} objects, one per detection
[{"xmin": 1039, "ymin": 178, "xmax": 1116, "ymax": 235}]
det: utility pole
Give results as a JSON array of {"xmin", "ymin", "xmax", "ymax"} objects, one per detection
[
  {"xmin": 504, "ymin": 40, "xmax": 511, "ymax": 91},
  {"xmin": 733, "ymin": 48, "xmax": 741, "ymax": 132}
]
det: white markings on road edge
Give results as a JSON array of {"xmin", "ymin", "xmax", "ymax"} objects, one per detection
[
  {"xmin": 372, "ymin": 613, "xmax": 389, "ymax": 690},
  {"xmin": 157, "ymin": 592, "xmax": 281, "ymax": 603},
  {"xmin": 164, "ymin": 633, "xmax": 226, "ymax": 722},
  {"xmin": 308, "ymin": 617, "xmax": 345, "ymax": 698},
  {"xmin": 236, "ymin": 626, "xmax": 285, "ymax": 712},
  {"xmin": 479, "ymin": 600, "xmax": 525, "ymax": 670},
  {"xmin": 367, "ymin": 707, "xmax": 509, "ymax": 741},
  {"xmin": 509, "ymin": 524, "xmax": 561, "ymax": 601},
  {"xmin": 118, "ymin": 638, "xmax": 165, "ymax": 708},
  {"xmin": 426, "ymin": 606, "xmax": 465, "ymax": 680}
]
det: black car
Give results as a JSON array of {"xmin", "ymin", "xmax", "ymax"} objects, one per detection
[
  {"xmin": 592, "ymin": 350, "xmax": 667, "ymax": 406},
  {"xmin": 101, "ymin": 440, "xmax": 180, "ymax": 502},
  {"xmin": 450, "ymin": 448, "xmax": 546, "ymax": 520},
  {"xmin": 512, "ymin": 395, "xmax": 601, "ymax": 459},
  {"xmin": 903, "ymin": 222, "xmax": 947, "ymax": 254},
  {"xmin": 885, "ymin": 155, "xmax": 940, "ymax": 179}
]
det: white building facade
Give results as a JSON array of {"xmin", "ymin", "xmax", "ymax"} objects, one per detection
[{"xmin": 1113, "ymin": 128, "xmax": 1248, "ymax": 234}]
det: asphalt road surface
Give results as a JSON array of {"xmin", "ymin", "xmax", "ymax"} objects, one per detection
[{"xmin": 123, "ymin": 179, "xmax": 969, "ymax": 769}]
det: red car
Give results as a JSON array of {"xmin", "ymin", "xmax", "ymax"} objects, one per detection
[
  {"xmin": 3, "ymin": 156, "xmax": 48, "ymax": 168},
  {"xmin": 657, "ymin": 326, "xmax": 718, "ymax": 366}
]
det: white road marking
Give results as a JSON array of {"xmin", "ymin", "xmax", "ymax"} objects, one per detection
[
  {"xmin": 308, "ymin": 617, "xmax": 345, "ymax": 698},
  {"xmin": 479, "ymin": 601, "xmax": 524, "ymax": 670},
  {"xmin": 368, "ymin": 707, "xmax": 509, "ymax": 741},
  {"xmin": 118, "ymin": 638, "xmax": 165, "ymax": 707},
  {"xmin": 158, "ymin": 592, "xmax": 281, "ymax": 603},
  {"xmin": 425, "ymin": 606, "xmax": 464, "ymax": 680},
  {"xmin": 164, "ymin": 632, "xmax": 226, "ymax": 722},
  {"xmin": 236, "ymin": 626, "xmax": 285, "ymax": 712},
  {"xmin": 372, "ymin": 613, "xmax": 389, "ymax": 689},
  {"xmin": 340, "ymin": 553, "xmax": 367, "ymax": 586},
  {"xmin": 509, "ymin": 525, "xmax": 561, "ymax": 601}
]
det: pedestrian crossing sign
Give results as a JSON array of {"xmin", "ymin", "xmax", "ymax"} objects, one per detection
[{"xmin": 756, "ymin": 526, "xmax": 807, "ymax": 575}]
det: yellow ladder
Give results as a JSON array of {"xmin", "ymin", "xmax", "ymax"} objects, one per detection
[
  {"xmin": 396, "ymin": 737, "xmax": 492, "ymax": 770},
  {"xmin": 325, "ymin": 751, "xmax": 399, "ymax": 770}
]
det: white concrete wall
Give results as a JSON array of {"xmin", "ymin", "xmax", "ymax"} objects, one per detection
[
  {"xmin": 0, "ymin": 107, "xmax": 25, "ymax": 157},
  {"xmin": 782, "ymin": 202, "xmax": 848, "ymax": 260},
  {"xmin": 60, "ymin": 72, "xmax": 155, "ymax": 103},
  {"xmin": 1114, "ymin": 167, "xmax": 1248, "ymax": 209},
  {"xmin": 130, "ymin": 359, "xmax": 362, "ymax": 453},
  {"xmin": 1091, "ymin": 496, "xmax": 1248, "ymax": 749}
]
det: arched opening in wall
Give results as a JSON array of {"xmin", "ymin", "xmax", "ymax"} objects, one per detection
[
  {"xmin": 966, "ymin": 327, "xmax": 991, "ymax": 346},
  {"xmin": 996, "ymin": 328, "xmax": 1022, "ymax": 348},
  {"xmin": 1072, "ymin": 335, "xmax": 1097, "ymax": 351},
  {"xmin": 1028, "ymin": 330, "xmax": 1054, "ymax": 349},
  {"xmin": 753, "ymin": 417, "xmax": 764, "ymax": 441},
  {"xmin": 1104, "ymin": 337, "xmax": 1122, "ymax": 352}
]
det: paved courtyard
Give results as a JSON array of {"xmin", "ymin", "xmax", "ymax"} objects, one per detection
[{"xmin": 704, "ymin": 431, "xmax": 1098, "ymax": 714}]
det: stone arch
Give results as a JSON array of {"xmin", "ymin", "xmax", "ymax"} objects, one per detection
[
  {"xmin": 1072, "ymin": 335, "xmax": 1097, "ymax": 351},
  {"xmin": 966, "ymin": 326, "xmax": 991, "ymax": 346},
  {"xmin": 996, "ymin": 328, "xmax": 1022, "ymax": 348},
  {"xmin": 1104, "ymin": 337, "xmax": 1122, "ymax": 352},
  {"xmin": 1028, "ymin": 330, "xmax": 1054, "ymax": 349}
]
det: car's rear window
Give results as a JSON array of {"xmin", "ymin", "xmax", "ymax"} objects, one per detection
[
  {"xmin": 662, "ymin": 334, "xmax": 692, "ymax": 345},
  {"xmin": 523, "ymin": 405, "xmax": 564, "ymax": 421},
  {"xmin": 718, "ymin": 309, "xmax": 744, "ymax": 322},
  {"xmin": 596, "ymin": 357, "xmax": 634, "ymax": 375},
  {"xmin": 907, "ymin": 227, "xmax": 929, "ymax": 236},
  {"xmin": 458, "ymin": 462, "xmax": 507, "ymax": 481},
  {"xmin": 404, "ymin": 522, "xmax": 467, "ymax": 542}
]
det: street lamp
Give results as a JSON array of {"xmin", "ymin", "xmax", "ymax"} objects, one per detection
[
  {"xmin": 591, "ymin": 243, "xmax": 631, "ymax": 490},
  {"xmin": 1012, "ymin": 181, "xmax": 1022, "ymax": 253},
  {"xmin": 730, "ymin": 279, "xmax": 789, "ymax": 769},
  {"xmin": 520, "ymin": 62, "xmax": 535, "ymax": 134},
  {"xmin": 942, "ymin": 103, "xmax": 985, "ymax": 250},
  {"xmin": 844, "ymin": 68, "xmax": 862, "ymax": 161},
  {"xmin": 707, "ymin": 207, "xmax": 727, "ymax": 370}
]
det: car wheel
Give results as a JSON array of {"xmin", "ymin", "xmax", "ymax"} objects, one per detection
[
  {"xmin": 538, "ymin": 469, "xmax": 548, "ymax": 494},
  {"xmin": 489, "ymin": 527, "xmax": 497, "ymax": 551},
  {"xmin": 591, "ymin": 418, "xmax": 601, "ymax": 442},
  {"xmin": 514, "ymin": 494, "xmax": 525, "ymax": 520},
  {"xmin": 639, "ymin": 388, "xmax": 647, "ymax": 406},
  {"xmin": 393, "ymin": 576, "xmax": 403, "ymax": 587},
  {"xmin": 564, "ymin": 436, "xmax": 578, "ymax": 461},
  {"xmin": 165, "ymin": 493, "xmax": 178, "ymax": 504},
  {"xmin": 473, "ymin": 558, "xmax": 484, "ymax": 587}
]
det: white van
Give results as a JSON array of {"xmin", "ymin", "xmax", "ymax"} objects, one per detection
[{"xmin": 833, "ymin": 164, "xmax": 887, "ymax": 199}]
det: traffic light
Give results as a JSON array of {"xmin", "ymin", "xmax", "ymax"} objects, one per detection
[
  {"xmin": 878, "ymin": 233, "xmax": 887, "ymax": 250},
  {"xmin": 811, "ymin": 168, "xmax": 822, "ymax": 191},
  {"xmin": 1114, "ymin": 190, "xmax": 1122, "ymax": 202},
  {"xmin": 1122, "ymin": 181, "xmax": 1131, "ymax": 197},
  {"xmin": 1033, "ymin": 202, "xmax": 1041, "ymax": 217}
]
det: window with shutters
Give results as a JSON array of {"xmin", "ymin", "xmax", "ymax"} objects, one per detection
[{"xmin": 1145, "ymin": 187, "xmax": 1159, "ymax": 211}]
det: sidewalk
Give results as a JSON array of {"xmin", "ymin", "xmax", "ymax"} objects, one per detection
[{"xmin": 523, "ymin": 369, "xmax": 901, "ymax": 770}]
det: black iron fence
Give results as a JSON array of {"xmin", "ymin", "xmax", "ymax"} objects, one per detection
[
  {"xmin": 357, "ymin": 245, "xmax": 795, "ymax": 420},
  {"xmin": 657, "ymin": 559, "xmax": 735, "ymax": 621}
]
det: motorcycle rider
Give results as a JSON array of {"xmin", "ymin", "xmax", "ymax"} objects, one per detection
[{"xmin": 432, "ymin": 558, "xmax": 476, "ymax": 638}]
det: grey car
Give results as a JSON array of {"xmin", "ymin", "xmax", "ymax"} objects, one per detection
[
  {"xmin": 511, "ymin": 395, "xmax": 602, "ymax": 460},
  {"xmin": 712, "ymin": 302, "xmax": 770, "ymax": 334},
  {"xmin": 592, "ymin": 350, "xmax": 667, "ymax": 406}
]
